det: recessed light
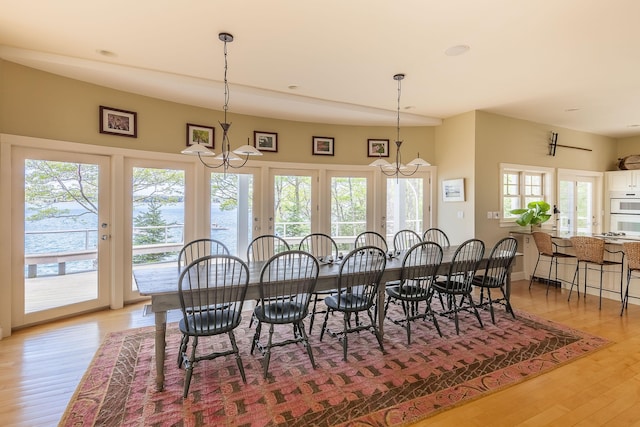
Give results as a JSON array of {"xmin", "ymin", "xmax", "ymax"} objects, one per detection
[
  {"xmin": 627, "ymin": 124, "xmax": 640, "ymax": 128},
  {"xmin": 96, "ymin": 49, "xmax": 117, "ymax": 58},
  {"xmin": 288, "ymin": 84, "xmax": 298, "ymax": 90},
  {"xmin": 404, "ymin": 106, "xmax": 414, "ymax": 110},
  {"xmin": 564, "ymin": 108, "xmax": 580, "ymax": 112},
  {"xmin": 444, "ymin": 45, "xmax": 470, "ymax": 56}
]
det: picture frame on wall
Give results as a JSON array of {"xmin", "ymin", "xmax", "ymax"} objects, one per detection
[
  {"xmin": 254, "ymin": 131, "xmax": 278, "ymax": 152},
  {"xmin": 367, "ymin": 139, "xmax": 389, "ymax": 157},
  {"xmin": 442, "ymin": 178, "xmax": 465, "ymax": 202},
  {"xmin": 99, "ymin": 106, "xmax": 137, "ymax": 138},
  {"xmin": 186, "ymin": 123, "xmax": 215, "ymax": 148},
  {"xmin": 312, "ymin": 136, "xmax": 334, "ymax": 156}
]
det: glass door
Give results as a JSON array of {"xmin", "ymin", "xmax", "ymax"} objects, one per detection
[
  {"xmin": 13, "ymin": 148, "xmax": 110, "ymax": 326},
  {"xmin": 558, "ymin": 174, "xmax": 598, "ymax": 234},
  {"xmin": 270, "ymin": 169, "xmax": 317, "ymax": 248},
  {"xmin": 384, "ymin": 172, "xmax": 432, "ymax": 242},
  {"xmin": 210, "ymin": 170, "xmax": 258, "ymax": 257},
  {"xmin": 127, "ymin": 163, "xmax": 186, "ymax": 301}
]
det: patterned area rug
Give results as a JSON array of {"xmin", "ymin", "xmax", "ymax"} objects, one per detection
[{"xmin": 60, "ymin": 307, "xmax": 609, "ymax": 427}]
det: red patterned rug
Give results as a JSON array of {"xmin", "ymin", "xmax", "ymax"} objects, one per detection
[{"xmin": 60, "ymin": 307, "xmax": 609, "ymax": 427}]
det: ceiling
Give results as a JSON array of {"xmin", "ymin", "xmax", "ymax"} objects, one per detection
[{"xmin": 2, "ymin": 0, "xmax": 640, "ymax": 138}]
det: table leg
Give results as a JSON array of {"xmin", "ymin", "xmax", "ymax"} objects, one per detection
[{"xmin": 154, "ymin": 310, "xmax": 167, "ymax": 392}]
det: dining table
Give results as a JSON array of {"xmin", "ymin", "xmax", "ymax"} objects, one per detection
[{"xmin": 134, "ymin": 245, "xmax": 513, "ymax": 391}]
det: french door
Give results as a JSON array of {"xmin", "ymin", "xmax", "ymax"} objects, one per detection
[
  {"xmin": 13, "ymin": 148, "xmax": 110, "ymax": 326},
  {"xmin": 384, "ymin": 172, "xmax": 433, "ymax": 242},
  {"xmin": 558, "ymin": 171, "xmax": 601, "ymax": 235}
]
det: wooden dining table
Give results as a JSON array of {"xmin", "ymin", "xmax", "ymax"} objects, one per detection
[{"xmin": 134, "ymin": 245, "xmax": 511, "ymax": 391}]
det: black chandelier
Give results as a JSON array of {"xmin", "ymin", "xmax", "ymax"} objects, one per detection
[
  {"xmin": 181, "ymin": 32, "xmax": 262, "ymax": 171},
  {"xmin": 369, "ymin": 73, "xmax": 430, "ymax": 177}
]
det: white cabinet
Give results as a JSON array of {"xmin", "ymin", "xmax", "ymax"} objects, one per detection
[{"xmin": 606, "ymin": 170, "xmax": 640, "ymax": 191}]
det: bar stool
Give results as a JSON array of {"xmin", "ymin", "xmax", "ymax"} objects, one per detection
[
  {"xmin": 568, "ymin": 236, "xmax": 624, "ymax": 309},
  {"xmin": 529, "ymin": 231, "xmax": 575, "ymax": 294},
  {"xmin": 621, "ymin": 242, "xmax": 640, "ymax": 315}
]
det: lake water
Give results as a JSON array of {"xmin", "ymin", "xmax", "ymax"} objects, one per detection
[{"xmin": 25, "ymin": 202, "xmax": 237, "ymax": 276}]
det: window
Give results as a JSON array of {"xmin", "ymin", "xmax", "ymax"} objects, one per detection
[{"xmin": 500, "ymin": 164, "xmax": 554, "ymax": 223}]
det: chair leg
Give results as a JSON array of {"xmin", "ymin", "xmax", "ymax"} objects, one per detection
[
  {"xmin": 500, "ymin": 286, "xmax": 517, "ymax": 319},
  {"xmin": 178, "ymin": 334, "xmax": 189, "ymax": 368},
  {"xmin": 467, "ymin": 293, "xmax": 484, "ymax": 330},
  {"xmin": 530, "ymin": 253, "xmax": 542, "ymax": 289},
  {"xmin": 183, "ymin": 336, "xmax": 198, "ymax": 398},
  {"xmin": 320, "ymin": 308, "xmax": 331, "ymax": 342},
  {"xmin": 227, "ymin": 331, "xmax": 246, "ymax": 383},
  {"xmin": 251, "ymin": 320, "xmax": 262, "ymax": 355},
  {"xmin": 546, "ymin": 255, "xmax": 554, "ymax": 295},
  {"xmin": 342, "ymin": 313, "xmax": 349, "ymax": 361},
  {"xmin": 568, "ymin": 263, "xmax": 580, "ymax": 301},
  {"xmin": 308, "ymin": 296, "xmax": 319, "ymax": 334},
  {"xmin": 262, "ymin": 323, "xmax": 275, "ymax": 379},
  {"xmin": 622, "ymin": 269, "xmax": 632, "ymax": 316},
  {"xmin": 486, "ymin": 288, "xmax": 496, "ymax": 324},
  {"xmin": 298, "ymin": 321, "xmax": 316, "ymax": 369},
  {"xmin": 599, "ymin": 265, "xmax": 604, "ymax": 310}
]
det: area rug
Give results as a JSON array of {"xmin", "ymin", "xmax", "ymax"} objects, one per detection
[{"xmin": 59, "ymin": 307, "xmax": 609, "ymax": 427}]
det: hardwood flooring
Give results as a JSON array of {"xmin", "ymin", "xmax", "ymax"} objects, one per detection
[{"xmin": 2, "ymin": 281, "xmax": 640, "ymax": 426}]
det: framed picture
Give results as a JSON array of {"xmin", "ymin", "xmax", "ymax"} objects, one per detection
[
  {"xmin": 254, "ymin": 131, "xmax": 278, "ymax": 152},
  {"xmin": 312, "ymin": 136, "xmax": 334, "ymax": 156},
  {"xmin": 442, "ymin": 178, "xmax": 465, "ymax": 202},
  {"xmin": 99, "ymin": 106, "xmax": 137, "ymax": 138},
  {"xmin": 367, "ymin": 139, "xmax": 389, "ymax": 157},
  {"xmin": 186, "ymin": 123, "xmax": 215, "ymax": 148}
]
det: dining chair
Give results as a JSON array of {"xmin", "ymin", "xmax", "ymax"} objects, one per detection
[
  {"xmin": 177, "ymin": 254, "xmax": 250, "ymax": 398},
  {"xmin": 422, "ymin": 228, "xmax": 450, "ymax": 249},
  {"xmin": 247, "ymin": 234, "xmax": 291, "ymax": 327},
  {"xmin": 384, "ymin": 241, "xmax": 443, "ymax": 344},
  {"xmin": 472, "ymin": 237, "xmax": 518, "ymax": 324},
  {"xmin": 568, "ymin": 236, "xmax": 624, "ymax": 309},
  {"xmin": 298, "ymin": 233, "xmax": 340, "ymax": 333},
  {"xmin": 251, "ymin": 250, "xmax": 319, "ymax": 379},
  {"xmin": 178, "ymin": 238, "xmax": 230, "ymax": 270},
  {"xmin": 621, "ymin": 242, "xmax": 640, "ymax": 315},
  {"xmin": 320, "ymin": 245, "xmax": 387, "ymax": 361},
  {"xmin": 429, "ymin": 238, "xmax": 485, "ymax": 335},
  {"xmin": 392, "ymin": 229, "xmax": 422, "ymax": 253},
  {"xmin": 354, "ymin": 231, "xmax": 388, "ymax": 253},
  {"xmin": 529, "ymin": 231, "xmax": 575, "ymax": 294},
  {"xmin": 246, "ymin": 234, "xmax": 291, "ymax": 262}
]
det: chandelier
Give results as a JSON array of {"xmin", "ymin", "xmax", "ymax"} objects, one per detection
[
  {"xmin": 369, "ymin": 73, "xmax": 430, "ymax": 177},
  {"xmin": 181, "ymin": 32, "xmax": 262, "ymax": 171}
]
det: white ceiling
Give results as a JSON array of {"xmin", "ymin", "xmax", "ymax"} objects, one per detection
[{"xmin": 2, "ymin": 0, "xmax": 640, "ymax": 137}]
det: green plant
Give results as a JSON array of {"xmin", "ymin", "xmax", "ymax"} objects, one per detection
[{"xmin": 509, "ymin": 201, "xmax": 552, "ymax": 226}]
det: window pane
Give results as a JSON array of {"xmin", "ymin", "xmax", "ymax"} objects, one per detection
[
  {"xmin": 131, "ymin": 167, "xmax": 185, "ymax": 279},
  {"xmin": 331, "ymin": 176, "xmax": 367, "ymax": 251},
  {"xmin": 386, "ymin": 177, "xmax": 424, "ymax": 240},
  {"xmin": 274, "ymin": 174, "xmax": 312, "ymax": 241},
  {"xmin": 211, "ymin": 172, "xmax": 254, "ymax": 256}
]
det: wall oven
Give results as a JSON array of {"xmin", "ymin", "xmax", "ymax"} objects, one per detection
[{"xmin": 610, "ymin": 191, "xmax": 640, "ymax": 235}]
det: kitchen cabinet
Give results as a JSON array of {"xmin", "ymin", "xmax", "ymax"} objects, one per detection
[{"xmin": 606, "ymin": 170, "xmax": 640, "ymax": 191}]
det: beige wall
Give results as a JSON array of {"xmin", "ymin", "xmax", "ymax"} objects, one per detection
[
  {"xmin": 434, "ymin": 111, "xmax": 476, "ymax": 244},
  {"xmin": 474, "ymin": 111, "xmax": 617, "ymax": 248},
  {"xmin": 616, "ymin": 135, "xmax": 640, "ymax": 160},
  {"xmin": 0, "ymin": 60, "xmax": 435, "ymax": 166}
]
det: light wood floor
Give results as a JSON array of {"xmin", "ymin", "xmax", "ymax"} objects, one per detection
[{"xmin": 2, "ymin": 281, "xmax": 640, "ymax": 427}]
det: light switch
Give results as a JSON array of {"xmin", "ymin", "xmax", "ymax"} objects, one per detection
[
  {"xmin": 457, "ymin": 211, "xmax": 464, "ymax": 219},
  {"xmin": 493, "ymin": 212, "xmax": 500, "ymax": 219},
  {"xmin": 487, "ymin": 211, "xmax": 493, "ymax": 219}
]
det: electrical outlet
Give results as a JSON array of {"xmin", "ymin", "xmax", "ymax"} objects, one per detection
[{"xmin": 493, "ymin": 211, "xmax": 500, "ymax": 219}]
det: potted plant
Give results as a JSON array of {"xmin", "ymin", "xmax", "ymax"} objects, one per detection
[{"xmin": 509, "ymin": 201, "xmax": 552, "ymax": 227}]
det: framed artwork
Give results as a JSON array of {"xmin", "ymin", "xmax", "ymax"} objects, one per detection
[
  {"xmin": 186, "ymin": 123, "xmax": 215, "ymax": 148},
  {"xmin": 99, "ymin": 106, "xmax": 137, "ymax": 138},
  {"xmin": 367, "ymin": 139, "xmax": 389, "ymax": 157},
  {"xmin": 442, "ymin": 178, "xmax": 465, "ymax": 202},
  {"xmin": 254, "ymin": 131, "xmax": 278, "ymax": 152},
  {"xmin": 312, "ymin": 136, "xmax": 334, "ymax": 156}
]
